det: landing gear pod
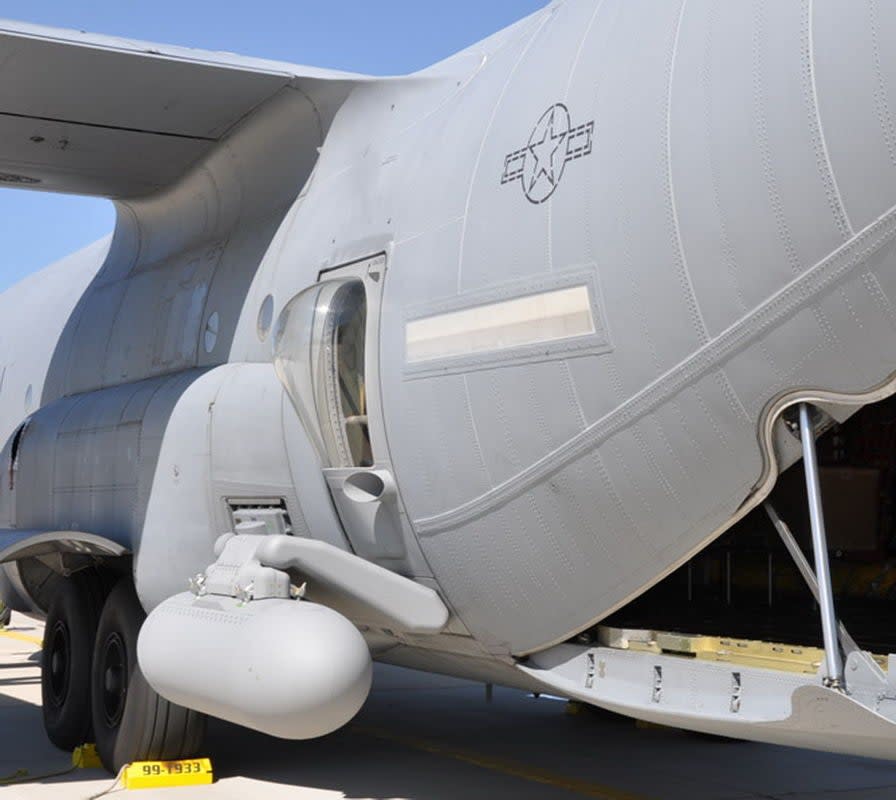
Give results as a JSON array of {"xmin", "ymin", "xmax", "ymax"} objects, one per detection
[{"xmin": 137, "ymin": 594, "xmax": 373, "ymax": 740}]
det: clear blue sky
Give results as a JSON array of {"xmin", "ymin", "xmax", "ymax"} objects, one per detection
[{"xmin": 0, "ymin": 0, "xmax": 546, "ymax": 292}]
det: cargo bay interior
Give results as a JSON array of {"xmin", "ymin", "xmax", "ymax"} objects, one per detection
[{"xmin": 597, "ymin": 397, "xmax": 896, "ymax": 659}]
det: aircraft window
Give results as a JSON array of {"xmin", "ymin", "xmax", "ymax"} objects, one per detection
[
  {"xmin": 204, "ymin": 311, "xmax": 220, "ymax": 354},
  {"xmin": 405, "ymin": 284, "xmax": 595, "ymax": 363},
  {"xmin": 8, "ymin": 420, "xmax": 29, "ymax": 491},
  {"xmin": 257, "ymin": 294, "xmax": 274, "ymax": 342},
  {"xmin": 273, "ymin": 279, "xmax": 373, "ymax": 468}
]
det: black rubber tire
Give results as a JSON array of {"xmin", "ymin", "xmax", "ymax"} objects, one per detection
[
  {"xmin": 41, "ymin": 572, "xmax": 105, "ymax": 751},
  {"xmin": 91, "ymin": 578, "xmax": 206, "ymax": 773}
]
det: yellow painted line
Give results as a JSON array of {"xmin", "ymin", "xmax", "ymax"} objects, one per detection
[
  {"xmin": 353, "ymin": 726, "xmax": 652, "ymax": 800},
  {"xmin": 0, "ymin": 629, "xmax": 42, "ymax": 646}
]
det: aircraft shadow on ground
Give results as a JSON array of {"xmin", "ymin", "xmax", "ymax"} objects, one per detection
[
  {"xmin": 0, "ymin": 661, "xmax": 108, "ymax": 789},
  {"xmin": 5, "ymin": 654, "xmax": 896, "ymax": 799},
  {"xmin": 203, "ymin": 686, "xmax": 896, "ymax": 800}
]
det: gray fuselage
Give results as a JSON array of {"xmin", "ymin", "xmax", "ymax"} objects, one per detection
[{"xmin": 4, "ymin": 0, "xmax": 896, "ymax": 673}]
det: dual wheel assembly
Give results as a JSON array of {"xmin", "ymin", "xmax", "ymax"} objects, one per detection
[{"xmin": 41, "ymin": 573, "xmax": 205, "ymax": 772}]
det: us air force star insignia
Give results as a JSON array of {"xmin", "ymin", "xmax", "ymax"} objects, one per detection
[{"xmin": 501, "ymin": 104, "xmax": 594, "ymax": 204}]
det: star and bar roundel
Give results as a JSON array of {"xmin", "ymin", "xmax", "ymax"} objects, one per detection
[{"xmin": 501, "ymin": 104, "xmax": 594, "ymax": 204}]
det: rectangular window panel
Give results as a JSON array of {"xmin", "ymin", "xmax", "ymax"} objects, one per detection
[{"xmin": 406, "ymin": 285, "xmax": 595, "ymax": 364}]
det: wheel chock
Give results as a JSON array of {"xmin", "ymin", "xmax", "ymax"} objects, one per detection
[
  {"xmin": 122, "ymin": 759, "xmax": 213, "ymax": 790},
  {"xmin": 565, "ymin": 701, "xmax": 586, "ymax": 716},
  {"xmin": 72, "ymin": 743, "xmax": 102, "ymax": 769}
]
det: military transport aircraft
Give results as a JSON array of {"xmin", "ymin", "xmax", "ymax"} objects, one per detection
[{"xmin": 3, "ymin": 0, "xmax": 896, "ymax": 773}]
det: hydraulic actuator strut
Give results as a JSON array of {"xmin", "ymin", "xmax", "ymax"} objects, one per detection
[{"xmin": 766, "ymin": 403, "xmax": 845, "ymax": 689}]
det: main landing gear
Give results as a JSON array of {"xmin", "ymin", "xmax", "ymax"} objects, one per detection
[
  {"xmin": 40, "ymin": 573, "xmax": 205, "ymax": 772},
  {"xmin": 41, "ymin": 571, "xmax": 105, "ymax": 751}
]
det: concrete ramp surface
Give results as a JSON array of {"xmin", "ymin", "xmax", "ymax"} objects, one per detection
[{"xmin": 3, "ymin": 613, "xmax": 896, "ymax": 799}]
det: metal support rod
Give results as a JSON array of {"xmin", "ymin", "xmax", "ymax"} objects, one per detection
[
  {"xmin": 763, "ymin": 502, "xmax": 860, "ymax": 658},
  {"xmin": 798, "ymin": 403, "xmax": 844, "ymax": 687}
]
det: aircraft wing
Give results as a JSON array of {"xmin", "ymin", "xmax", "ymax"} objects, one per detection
[{"xmin": 0, "ymin": 19, "xmax": 367, "ymax": 198}]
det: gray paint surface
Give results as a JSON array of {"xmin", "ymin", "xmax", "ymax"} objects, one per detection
[
  {"xmin": 1, "ymin": 0, "xmax": 896, "ymax": 758},
  {"xmin": 7, "ymin": 616, "xmax": 896, "ymax": 800}
]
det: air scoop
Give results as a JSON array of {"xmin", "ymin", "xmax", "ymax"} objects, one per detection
[{"xmin": 137, "ymin": 532, "xmax": 377, "ymax": 740}]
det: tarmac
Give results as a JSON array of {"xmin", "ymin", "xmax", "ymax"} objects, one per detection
[{"xmin": 4, "ymin": 612, "xmax": 896, "ymax": 800}]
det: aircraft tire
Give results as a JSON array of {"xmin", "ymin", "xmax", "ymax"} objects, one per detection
[
  {"xmin": 90, "ymin": 578, "xmax": 206, "ymax": 773},
  {"xmin": 41, "ymin": 572, "xmax": 105, "ymax": 751}
]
